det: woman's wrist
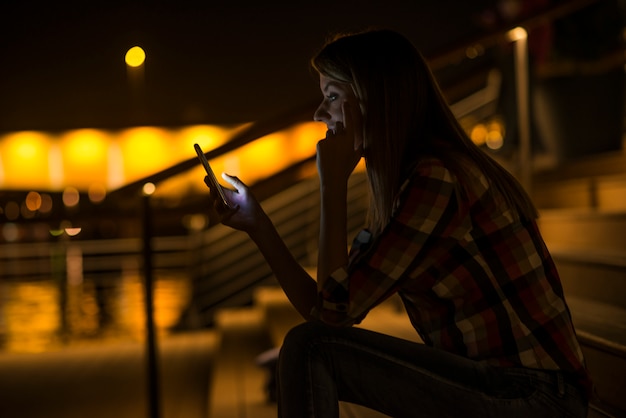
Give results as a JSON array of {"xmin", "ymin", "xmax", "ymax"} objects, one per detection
[
  {"xmin": 247, "ymin": 211, "xmax": 276, "ymax": 242},
  {"xmin": 320, "ymin": 178, "xmax": 348, "ymax": 200}
]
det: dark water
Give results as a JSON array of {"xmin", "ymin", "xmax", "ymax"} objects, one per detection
[{"xmin": 0, "ymin": 272, "xmax": 192, "ymax": 353}]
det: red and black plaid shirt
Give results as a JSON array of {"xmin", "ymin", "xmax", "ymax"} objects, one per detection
[{"xmin": 315, "ymin": 156, "xmax": 590, "ymax": 390}]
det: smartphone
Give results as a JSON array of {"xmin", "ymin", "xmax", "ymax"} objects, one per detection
[{"xmin": 194, "ymin": 143, "xmax": 232, "ymax": 209}]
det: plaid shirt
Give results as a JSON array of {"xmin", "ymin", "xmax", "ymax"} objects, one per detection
[{"xmin": 315, "ymin": 156, "xmax": 590, "ymax": 389}]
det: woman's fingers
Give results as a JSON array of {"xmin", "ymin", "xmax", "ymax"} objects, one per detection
[{"xmin": 221, "ymin": 173, "xmax": 244, "ymax": 192}]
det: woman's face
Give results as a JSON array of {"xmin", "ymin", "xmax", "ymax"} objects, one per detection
[{"xmin": 314, "ymin": 74, "xmax": 361, "ymax": 134}]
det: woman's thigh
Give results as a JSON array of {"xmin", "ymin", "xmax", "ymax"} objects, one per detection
[{"xmin": 277, "ymin": 321, "xmax": 587, "ymax": 418}]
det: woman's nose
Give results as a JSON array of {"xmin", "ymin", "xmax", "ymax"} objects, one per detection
[{"xmin": 313, "ymin": 102, "xmax": 329, "ymax": 122}]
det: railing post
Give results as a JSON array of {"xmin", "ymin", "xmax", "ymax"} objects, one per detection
[
  {"xmin": 509, "ymin": 27, "xmax": 532, "ymax": 193},
  {"xmin": 142, "ymin": 192, "xmax": 161, "ymax": 418}
]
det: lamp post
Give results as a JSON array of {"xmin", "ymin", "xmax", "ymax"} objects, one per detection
[
  {"xmin": 141, "ymin": 182, "xmax": 161, "ymax": 418},
  {"xmin": 126, "ymin": 46, "xmax": 161, "ymax": 418},
  {"xmin": 507, "ymin": 27, "xmax": 532, "ymax": 193}
]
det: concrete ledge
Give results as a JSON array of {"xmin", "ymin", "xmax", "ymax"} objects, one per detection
[{"xmin": 567, "ymin": 297, "xmax": 626, "ymax": 414}]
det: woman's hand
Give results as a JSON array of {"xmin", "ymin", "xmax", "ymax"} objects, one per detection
[
  {"xmin": 206, "ymin": 173, "xmax": 269, "ymax": 236},
  {"xmin": 207, "ymin": 175, "xmax": 319, "ymax": 321},
  {"xmin": 316, "ymin": 101, "xmax": 363, "ymax": 187}
]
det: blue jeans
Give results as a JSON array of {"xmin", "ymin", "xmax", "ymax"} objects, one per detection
[{"xmin": 277, "ymin": 321, "xmax": 588, "ymax": 418}]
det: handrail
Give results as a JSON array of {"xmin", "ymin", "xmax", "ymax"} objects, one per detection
[
  {"xmin": 110, "ymin": 0, "xmax": 602, "ymax": 198},
  {"xmin": 428, "ymin": 0, "xmax": 603, "ymax": 70}
]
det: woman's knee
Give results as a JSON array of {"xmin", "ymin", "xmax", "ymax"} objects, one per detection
[{"xmin": 281, "ymin": 320, "xmax": 326, "ymax": 352}]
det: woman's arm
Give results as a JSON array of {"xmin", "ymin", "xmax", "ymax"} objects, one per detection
[
  {"xmin": 248, "ymin": 214, "xmax": 318, "ymax": 320},
  {"xmin": 214, "ymin": 174, "xmax": 318, "ymax": 320},
  {"xmin": 316, "ymin": 160, "xmax": 460, "ymax": 326},
  {"xmin": 313, "ymin": 123, "xmax": 361, "ymax": 324},
  {"xmin": 317, "ymin": 178, "xmax": 349, "ymax": 291},
  {"xmin": 316, "ymin": 102, "xmax": 364, "ymax": 288}
]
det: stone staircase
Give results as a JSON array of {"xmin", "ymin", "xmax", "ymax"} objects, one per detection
[
  {"xmin": 532, "ymin": 147, "xmax": 626, "ymax": 416},
  {"xmin": 538, "ymin": 210, "xmax": 626, "ymax": 416}
]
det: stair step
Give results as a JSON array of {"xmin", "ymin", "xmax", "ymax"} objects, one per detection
[
  {"xmin": 567, "ymin": 297, "xmax": 626, "ymax": 414},
  {"xmin": 548, "ymin": 247, "xmax": 626, "ymax": 309},
  {"xmin": 539, "ymin": 209, "xmax": 626, "ymax": 252}
]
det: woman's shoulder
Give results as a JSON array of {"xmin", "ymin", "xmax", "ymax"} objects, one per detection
[
  {"xmin": 410, "ymin": 156, "xmax": 450, "ymax": 178},
  {"xmin": 405, "ymin": 154, "xmax": 492, "ymax": 202},
  {"xmin": 409, "ymin": 155, "xmax": 480, "ymax": 185},
  {"xmin": 395, "ymin": 157, "xmax": 457, "ymax": 205}
]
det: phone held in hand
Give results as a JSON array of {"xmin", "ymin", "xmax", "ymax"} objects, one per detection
[{"xmin": 194, "ymin": 143, "xmax": 233, "ymax": 210}]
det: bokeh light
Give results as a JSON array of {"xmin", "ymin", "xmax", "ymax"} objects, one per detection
[
  {"xmin": 5, "ymin": 201, "xmax": 20, "ymax": 221},
  {"xmin": 25, "ymin": 191, "xmax": 42, "ymax": 211},
  {"xmin": 60, "ymin": 129, "xmax": 109, "ymax": 189},
  {"xmin": 88, "ymin": 183, "xmax": 107, "ymax": 203},
  {"xmin": 0, "ymin": 131, "xmax": 51, "ymax": 190},
  {"xmin": 63, "ymin": 187, "xmax": 80, "ymax": 207},
  {"xmin": 2, "ymin": 223, "xmax": 19, "ymax": 242},
  {"xmin": 125, "ymin": 46, "xmax": 146, "ymax": 67},
  {"xmin": 143, "ymin": 182, "xmax": 156, "ymax": 196},
  {"xmin": 39, "ymin": 194, "xmax": 53, "ymax": 214}
]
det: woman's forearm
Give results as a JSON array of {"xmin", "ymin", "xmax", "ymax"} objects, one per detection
[
  {"xmin": 317, "ymin": 182, "xmax": 349, "ymax": 290},
  {"xmin": 249, "ymin": 215, "xmax": 318, "ymax": 320}
]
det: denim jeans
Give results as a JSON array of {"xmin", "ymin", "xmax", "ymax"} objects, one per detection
[{"xmin": 277, "ymin": 321, "xmax": 588, "ymax": 418}]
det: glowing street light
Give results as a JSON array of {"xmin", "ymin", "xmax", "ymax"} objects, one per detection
[
  {"xmin": 125, "ymin": 46, "xmax": 146, "ymax": 67},
  {"xmin": 125, "ymin": 45, "xmax": 146, "ymax": 120}
]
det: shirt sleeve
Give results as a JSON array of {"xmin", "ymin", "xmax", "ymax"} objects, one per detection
[{"xmin": 314, "ymin": 160, "xmax": 459, "ymax": 326}]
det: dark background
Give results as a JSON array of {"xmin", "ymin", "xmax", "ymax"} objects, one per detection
[{"xmin": 0, "ymin": 1, "xmax": 497, "ymax": 131}]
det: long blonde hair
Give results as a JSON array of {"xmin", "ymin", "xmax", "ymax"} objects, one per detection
[{"xmin": 312, "ymin": 29, "xmax": 537, "ymax": 235}]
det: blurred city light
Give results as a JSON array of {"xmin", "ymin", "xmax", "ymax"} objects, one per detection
[
  {"xmin": 62, "ymin": 187, "xmax": 80, "ymax": 207},
  {"xmin": 0, "ymin": 131, "xmax": 51, "ymax": 190},
  {"xmin": 0, "ymin": 121, "xmax": 325, "ymax": 195},
  {"xmin": 125, "ymin": 46, "xmax": 146, "ymax": 67},
  {"xmin": 4, "ymin": 201, "xmax": 20, "ymax": 221},
  {"xmin": 39, "ymin": 193, "xmax": 53, "ymax": 213},
  {"xmin": 61, "ymin": 129, "xmax": 109, "ymax": 189},
  {"xmin": 25, "ymin": 191, "xmax": 42, "ymax": 211},
  {"xmin": 2, "ymin": 223, "xmax": 19, "ymax": 242},
  {"xmin": 88, "ymin": 183, "xmax": 107, "ymax": 203},
  {"xmin": 143, "ymin": 182, "xmax": 156, "ymax": 196},
  {"xmin": 65, "ymin": 227, "xmax": 82, "ymax": 237},
  {"xmin": 507, "ymin": 26, "xmax": 527, "ymax": 42}
]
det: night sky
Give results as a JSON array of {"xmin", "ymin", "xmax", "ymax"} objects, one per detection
[{"xmin": 0, "ymin": 1, "xmax": 498, "ymax": 131}]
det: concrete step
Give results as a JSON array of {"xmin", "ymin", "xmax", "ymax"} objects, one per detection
[
  {"xmin": 533, "ymin": 174, "xmax": 626, "ymax": 211},
  {"xmin": 539, "ymin": 210, "xmax": 626, "ymax": 254},
  {"xmin": 536, "ymin": 208, "xmax": 626, "ymax": 414},
  {"xmin": 550, "ymin": 247, "xmax": 626, "ymax": 309},
  {"xmin": 532, "ymin": 147, "xmax": 626, "ymax": 211},
  {"xmin": 568, "ymin": 297, "xmax": 626, "ymax": 414}
]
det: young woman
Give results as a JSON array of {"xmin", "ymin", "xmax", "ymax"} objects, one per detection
[{"xmin": 208, "ymin": 29, "xmax": 590, "ymax": 418}]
